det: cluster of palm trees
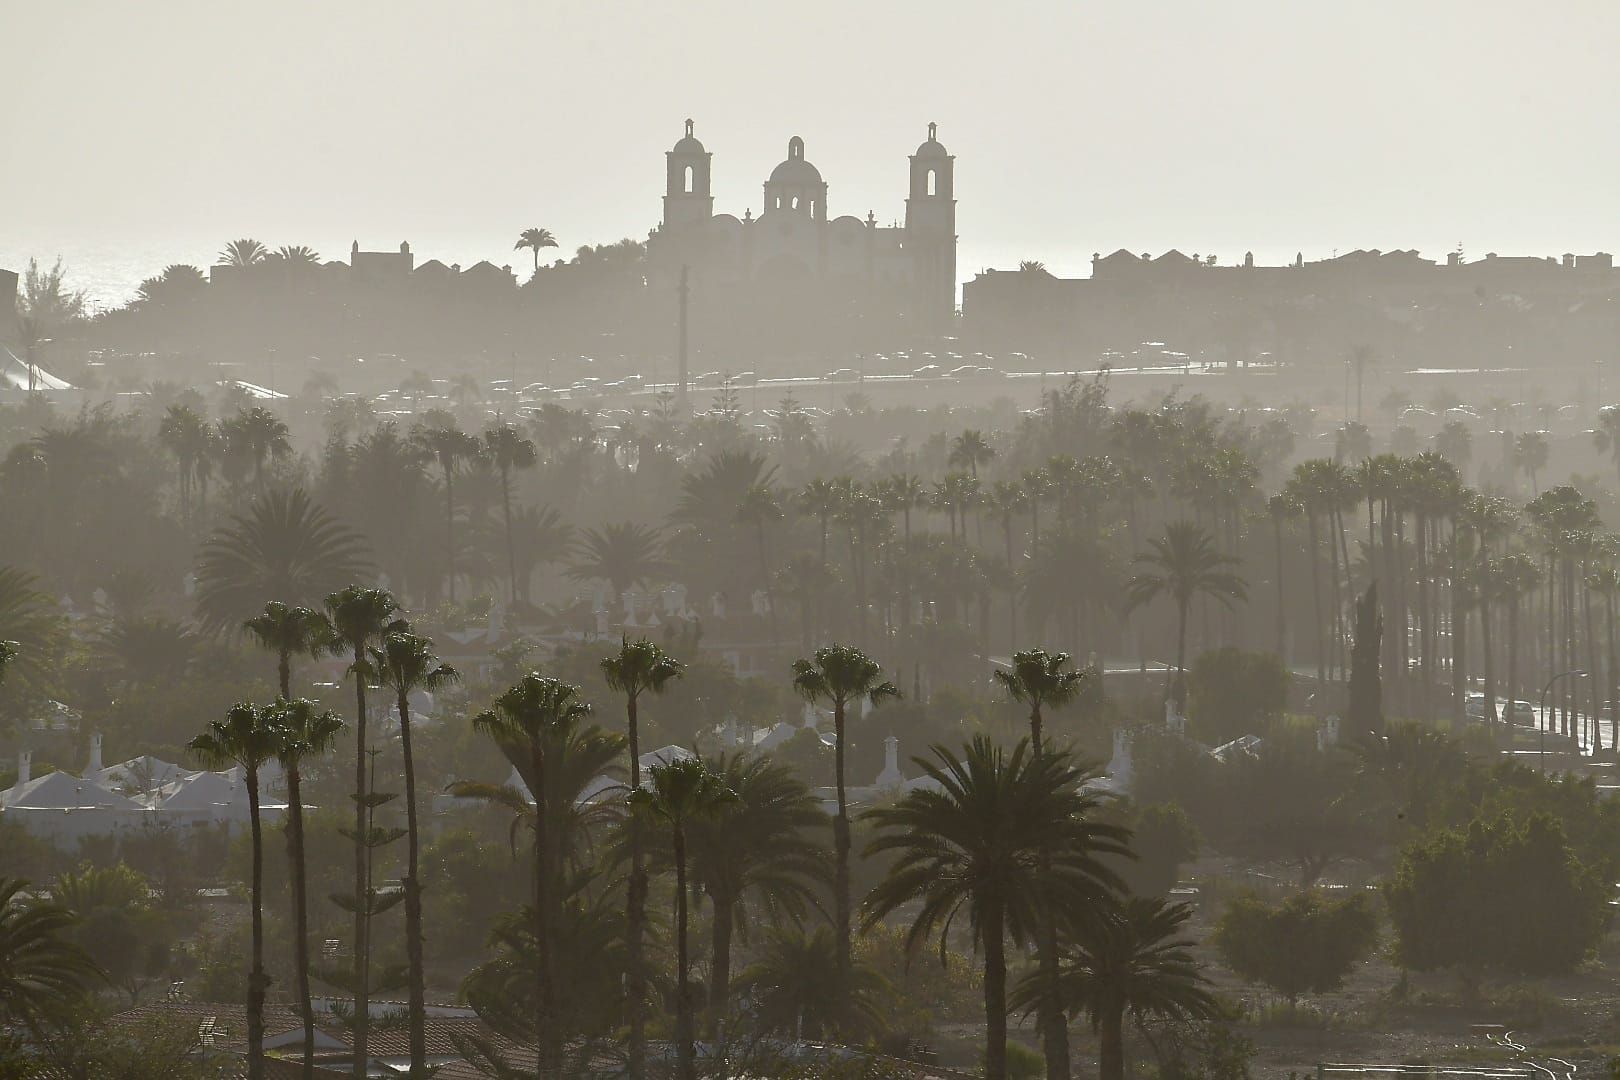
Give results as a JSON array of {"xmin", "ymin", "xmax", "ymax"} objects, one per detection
[
  {"xmin": 1277, "ymin": 450, "xmax": 1620, "ymax": 743},
  {"xmin": 116, "ymin": 588, "xmax": 1215, "ymax": 1080}
]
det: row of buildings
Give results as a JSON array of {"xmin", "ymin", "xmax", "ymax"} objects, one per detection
[{"xmin": 962, "ymin": 245, "xmax": 1620, "ymax": 366}]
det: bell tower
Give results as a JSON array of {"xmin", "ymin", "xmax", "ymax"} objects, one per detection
[
  {"xmin": 904, "ymin": 122, "xmax": 957, "ymax": 322},
  {"xmin": 663, "ymin": 119, "xmax": 713, "ymax": 228}
]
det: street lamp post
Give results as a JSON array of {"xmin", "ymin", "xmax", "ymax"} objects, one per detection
[{"xmin": 1540, "ymin": 669, "xmax": 1589, "ymax": 775}]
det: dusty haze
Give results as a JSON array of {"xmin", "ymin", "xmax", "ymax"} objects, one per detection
[{"xmin": 4, "ymin": 0, "xmax": 1617, "ymax": 301}]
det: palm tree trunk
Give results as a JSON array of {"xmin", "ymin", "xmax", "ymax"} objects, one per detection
[
  {"xmin": 247, "ymin": 767, "xmax": 266, "ymax": 1080},
  {"xmin": 286, "ymin": 762, "xmax": 316, "ymax": 1079},
  {"xmin": 1585, "ymin": 573, "xmax": 1601, "ymax": 753},
  {"xmin": 1307, "ymin": 513, "xmax": 1325, "ymax": 709},
  {"xmin": 350, "ymin": 647, "xmax": 370, "ymax": 1078},
  {"xmin": 445, "ymin": 468, "xmax": 457, "ymax": 604},
  {"xmin": 833, "ymin": 698, "xmax": 852, "ymax": 987},
  {"xmin": 983, "ymin": 898, "xmax": 1008, "ymax": 1080},
  {"xmin": 1507, "ymin": 599, "xmax": 1521, "ymax": 730},
  {"xmin": 1274, "ymin": 511, "xmax": 1287, "ymax": 661},
  {"xmin": 1609, "ymin": 589, "xmax": 1618, "ymax": 754},
  {"xmin": 626, "ymin": 693, "xmax": 648, "ymax": 1080},
  {"xmin": 532, "ymin": 743, "xmax": 557, "ymax": 1078},
  {"xmin": 1481, "ymin": 586, "xmax": 1498, "ymax": 739},
  {"xmin": 675, "ymin": 829, "xmax": 695, "ymax": 1080},
  {"xmin": 1099, "ymin": 997, "xmax": 1127, "ymax": 1080},
  {"xmin": 502, "ymin": 466, "xmax": 520, "ymax": 606},
  {"xmin": 707, "ymin": 895, "xmax": 733, "ymax": 1041},
  {"xmin": 399, "ymin": 693, "xmax": 427, "ymax": 1076},
  {"xmin": 1171, "ymin": 596, "xmax": 1190, "ymax": 709}
]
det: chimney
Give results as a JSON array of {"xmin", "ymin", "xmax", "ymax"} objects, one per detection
[
  {"xmin": 85, "ymin": 734, "xmax": 102, "ymax": 778},
  {"xmin": 15, "ymin": 749, "xmax": 30, "ymax": 789}
]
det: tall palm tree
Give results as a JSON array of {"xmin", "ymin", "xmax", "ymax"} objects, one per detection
[
  {"xmin": 195, "ymin": 489, "xmax": 370, "ymax": 633},
  {"xmin": 370, "ymin": 630, "xmax": 458, "ymax": 1076},
  {"xmin": 950, "ymin": 429, "xmax": 996, "ymax": 478},
  {"xmin": 514, "ymin": 227, "xmax": 559, "ymax": 274},
  {"xmin": 863, "ymin": 737, "xmax": 1129, "ymax": 1080},
  {"xmin": 158, "ymin": 403, "xmax": 213, "ymax": 529},
  {"xmin": 568, "ymin": 522, "xmax": 669, "ymax": 610},
  {"xmin": 797, "ymin": 477, "xmax": 845, "ymax": 567},
  {"xmin": 413, "ymin": 423, "xmax": 484, "ymax": 604},
  {"xmin": 994, "ymin": 647, "xmax": 1093, "ymax": 1079},
  {"xmin": 1014, "ymin": 895, "xmax": 1219, "ymax": 1080},
  {"xmin": 790, "ymin": 644, "xmax": 899, "ymax": 984},
  {"xmin": 323, "ymin": 585, "xmax": 401, "ymax": 1076},
  {"xmin": 1515, "ymin": 431, "xmax": 1549, "ymax": 495},
  {"xmin": 266, "ymin": 698, "xmax": 344, "ymax": 1080},
  {"xmin": 627, "ymin": 758, "xmax": 737, "ymax": 1080},
  {"xmin": 0, "ymin": 877, "xmax": 99, "ymax": 1032},
  {"xmin": 483, "ymin": 423, "xmax": 540, "ymax": 605},
  {"xmin": 504, "ymin": 505, "xmax": 575, "ymax": 607},
  {"xmin": 737, "ymin": 483, "xmax": 784, "ymax": 642},
  {"xmin": 244, "ymin": 602, "xmax": 333, "ymax": 699},
  {"xmin": 472, "ymin": 675, "xmax": 595, "ymax": 1076},
  {"xmin": 1267, "ymin": 493, "xmax": 1300, "ymax": 661},
  {"xmin": 221, "ymin": 407, "xmax": 292, "ymax": 493},
  {"xmin": 1124, "ymin": 521, "xmax": 1247, "ymax": 707},
  {"xmin": 1494, "ymin": 551, "xmax": 1541, "ymax": 712},
  {"xmin": 189, "ymin": 702, "xmax": 284, "ymax": 1080},
  {"xmin": 220, "ymin": 238, "xmax": 270, "ymax": 267},
  {"xmin": 687, "ymin": 752, "xmax": 829, "ymax": 1037},
  {"xmin": 599, "ymin": 636, "xmax": 683, "ymax": 1080}
]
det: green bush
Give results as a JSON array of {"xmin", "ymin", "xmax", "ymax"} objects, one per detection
[
  {"xmin": 1213, "ymin": 889, "xmax": 1379, "ymax": 1003},
  {"xmin": 1384, "ymin": 810, "xmax": 1610, "ymax": 976},
  {"xmin": 1120, "ymin": 801, "xmax": 1201, "ymax": 896},
  {"xmin": 1188, "ymin": 648, "xmax": 1289, "ymax": 745}
]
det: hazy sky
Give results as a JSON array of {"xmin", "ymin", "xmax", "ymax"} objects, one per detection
[{"xmin": 5, "ymin": 1, "xmax": 1617, "ymax": 303}]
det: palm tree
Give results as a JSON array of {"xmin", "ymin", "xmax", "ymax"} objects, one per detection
[
  {"xmin": 0, "ymin": 877, "xmax": 98, "ymax": 1032},
  {"xmin": 514, "ymin": 227, "xmax": 559, "ymax": 275},
  {"xmin": 994, "ymin": 648, "xmax": 1089, "ymax": 755},
  {"xmin": 797, "ymin": 478, "xmax": 845, "ymax": 566},
  {"xmin": 244, "ymin": 602, "xmax": 333, "ymax": 698},
  {"xmin": 950, "ymin": 429, "xmax": 995, "ymax": 478},
  {"xmin": 195, "ymin": 489, "xmax": 370, "ymax": 633},
  {"xmin": 1124, "ymin": 521, "xmax": 1247, "ymax": 707},
  {"xmin": 0, "ymin": 567, "xmax": 58, "ymax": 691},
  {"xmin": 472, "ymin": 675, "xmax": 595, "ymax": 1076},
  {"xmin": 599, "ymin": 636, "xmax": 683, "ymax": 1080},
  {"xmin": 993, "ymin": 647, "xmax": 1092, "ymax": 1078},
  {"xmin": 863, "ymin": 737, "xmax": 1129, "ymax": 1080},
  {"xmin": 569, "ymin": 522, "xmax": 669, "ymax": 609},
  {"xmin": 189, "ymin": 702, "xmax": 284, "ymax": 1080},
  {"xmin": 266, "ymin": 698, "xmax": 344, "ymax": 1080},
  {"xmin": 790, "ymin": 644, "xmax": 899, "ymax": 983},
  {"xmin": 687, "ymin": 752, "xmax": 829, "ymax": 1037},
  {"xmin": 1268, "ymin": 493, "xmax": 1301, "ymax": 661},
  {"xmin": 733, "ymin": 925, "xmax": 888, "ymax": 1040},
  {"xmin": 505, "ymin": 505, "xmax": 575, "ymax": 607},
  {"xmin": 1515, "ymin": 431, "xmax": 1549, "ymax": 495},
  {"xmin": 369, "ymin": 630, "xmax": 458, "ymax": 1076},
  {"xmin": 158, "ymin": 403, "xmax": 213, "ymax": 529},
  {"xmin": 1347, "ymin": 344, "xmax": 1376, "ymax": 423},
  {"xmin": 413, "ymin": 423, "xmax": 484, "ymax": 604},
  {"xmin": 737, "ymin": 483, "xmax": 784, "ymax": 642},
  {"xmin": 323, "ymin": 585, "xmax": 401, "ymax": 1074},
  {"xmin": 277, "ymin": 245, "xmax": 322, "ymax": 266},
  {"xmin": 1013, "ymin": 895, "xmax": 1219, "ymax": 1080},
  {"xmin": 221, "ymin": 407, "xmax": 292, "ymax": 493},
  {"xmin": 483, "ymin": 423, "xmax": 540, "ymax": 605},
  {"xmin": 627, "ymin": 758, "xmax": 737, "ymax": 1080},
  {"xmin": 220, "ymin": 238, "xmax": 270, "ymax": 267}
]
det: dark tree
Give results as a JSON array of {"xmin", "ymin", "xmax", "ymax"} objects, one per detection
[{"xmin": 1348, "ymin": 583, "xmax": 1383, "ymax": 740}]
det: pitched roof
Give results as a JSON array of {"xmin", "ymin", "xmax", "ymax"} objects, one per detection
[{"xmin": 1, "ymin": 770, "xmax": 146, "ymax": 810}]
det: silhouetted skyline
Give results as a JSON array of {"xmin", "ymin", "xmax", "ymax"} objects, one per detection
[{"xmin": 6, "ymin": 1, "xmax": 1619, "ymax": 303}]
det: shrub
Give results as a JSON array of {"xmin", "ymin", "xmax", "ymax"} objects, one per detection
[
  {"xmin": 1384, "ymin": 810, "xmax": 1610, "ymax": 976},
  {"xmin": 1213, "ymin": 889, "xmax": 1379, "ymax": 1003},
  {"xmin": 1188, "ymin": 647, "xmax": 1289, "ymax": 745},
  {"xmin": 1119, "ymin": 801, "xmax": 1201, "ymax": 896}
]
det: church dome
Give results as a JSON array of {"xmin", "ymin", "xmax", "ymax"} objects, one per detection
[
  {"xmin": 769, "ymin": 136, "xmax": 823, "ymax": 185},
  {"xmin": 672, "ymin": 119, "xmax": 705, "ymax": 155},
  {"xmin": 914, "ymin": 122, "xmax": 948, "ymax": 158}
]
